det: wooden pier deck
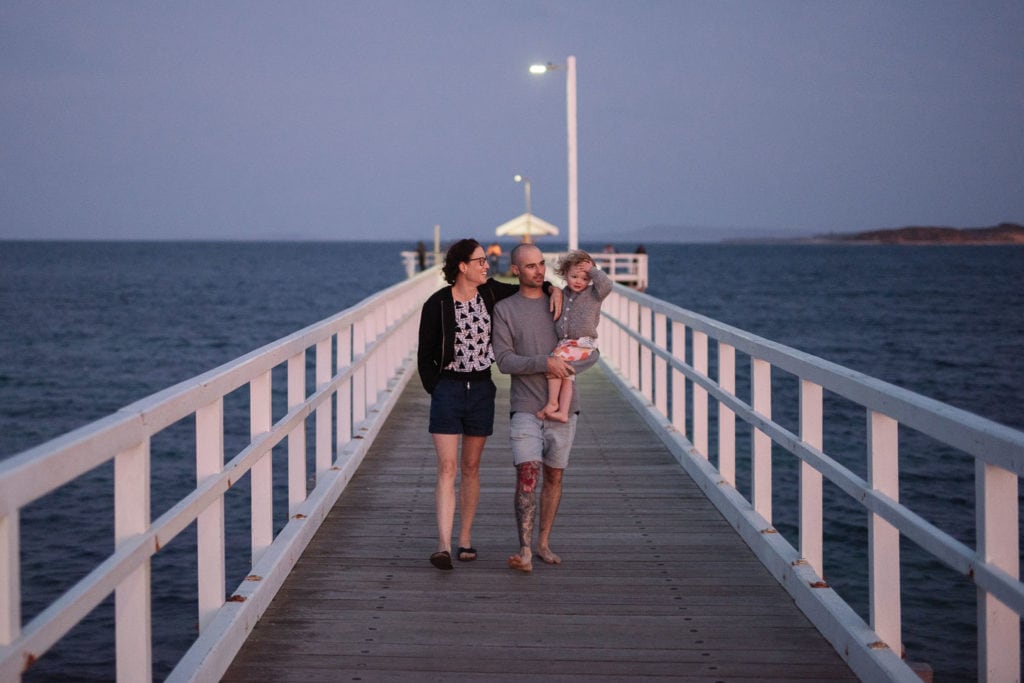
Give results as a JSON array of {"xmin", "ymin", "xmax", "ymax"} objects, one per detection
[{"xmin": 222, "ymin": 365, "xmax": 858, "ymax": 682}]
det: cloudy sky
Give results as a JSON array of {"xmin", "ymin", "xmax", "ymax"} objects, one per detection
[{"xmin": 2, "ymin": 1, "xmax": 1022, "ymax": 243}]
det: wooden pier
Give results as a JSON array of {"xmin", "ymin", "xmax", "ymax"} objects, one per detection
[{"xmin": 222, "ymin": 365, "xmax": 856, "ymax": 681}]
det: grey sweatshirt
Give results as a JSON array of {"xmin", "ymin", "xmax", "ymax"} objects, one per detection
[{"xmin": 493, "ymin": 291, "xmax": 599, "ymax": 415}]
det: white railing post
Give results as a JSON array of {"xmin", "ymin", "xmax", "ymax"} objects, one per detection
[
  {"xmin": 337, "ymin": 325, "xmax": 352, "ymax": 450},
  {"xmin": 868, "ymin": 410, "xmax": 902, "ymax": 657},
  {"xmin": 671, "ymin": 321, "xmax": 686, "ymax": 438},
  {"xmin": 114, "ymin": 440, "xmax": 152, "ymax": 683},
  {"xmin": 692, "ymin": 331, "xmax": 708, "ymax": 458},
  {"xmin": 196, "ymin": 398, "xmax": 225, "ymax": 632},
  {"xmin": 0, "ymin": 509, "xmax": 18, "ymax": 656},
  {"xmin": 250, "ymin": 371, "xmax": 273, "ymax": 566},
  {"xmin": 976, "ymin": 461, "xmax": 1020, "ymax": 682},
  {"xmin": 353, "ymin": 319, "xmax": 367, "ymax": 426},
  {"xmin": 626, "ymin": 300, "xmax": 640, "ymax": 389},
  {"xmin": 800, "ymin": 379, "xmax": 824, "ymax": 577},
  {"xmin": 654, "ymin": 312, "xmax": 667, "ymax": 416},
  {"xmin": 640, "ymin": 305, "xmax": 652, "ymax": 402},
  {"xmin": 751, "ymin": 358, "xmax": 772, "ymax": 523},
  {"xmin": 315, "ymin": 337, "xmax": 332, "ymax": 476},
  {"xmin": 615, "ymin": 294, "xmax": 627, "ymax": 374},
  {"xmin": 718, "ymin": 342, "xmax": 736, "ymax": 485},
  {"xmin": 287, "ymin": 353, "xmax": 307, "ymax": 514}
]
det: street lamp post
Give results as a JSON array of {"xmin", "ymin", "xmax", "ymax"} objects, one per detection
[
  {"xmin": 530, "ymin": 55, "xmax": 578, "ymax": 251},
  {"xmin": 514, "ymin": 174, "xmax": 533, "ymax": 243}
]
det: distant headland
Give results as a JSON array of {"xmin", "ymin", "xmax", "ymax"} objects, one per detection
[
  {"xmin": 812, "ymin": 222, "xmax": 1024, "ymax": 245},
  {"xmin": 590, "ymin": 222, "xmax": 1024, "ymax": 245}
]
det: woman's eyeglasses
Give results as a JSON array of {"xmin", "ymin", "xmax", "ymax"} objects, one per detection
[{"xmin": 466, "ymin": 257, "xmax": 487, "ymax": 266}]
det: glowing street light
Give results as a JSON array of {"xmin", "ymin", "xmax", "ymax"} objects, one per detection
[{"xmin": 529, "ymin": 56, "xmax": 578, "ymax": 251}]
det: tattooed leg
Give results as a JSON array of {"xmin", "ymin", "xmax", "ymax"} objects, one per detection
[{"xmin": 508, "ymin": 461, "xmax": 540, "ymax": 572}]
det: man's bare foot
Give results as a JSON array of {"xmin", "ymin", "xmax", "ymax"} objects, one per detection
[
  {"xmin": 507, "ymin": 553, "xmax": 533, "ymax": 573},
  {"xmin": 536, "ymin": 546, "xmax": 562, "ymax": 564}
]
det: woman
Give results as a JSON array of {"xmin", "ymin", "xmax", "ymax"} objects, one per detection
[{"xmin": 417, "ymin": 238, "xmax": 560, "ymax": 570}]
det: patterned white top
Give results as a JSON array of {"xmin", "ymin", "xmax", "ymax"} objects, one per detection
[{"xmin": 446, "ymin": 293, "xmax": 494, "ymax": 372}]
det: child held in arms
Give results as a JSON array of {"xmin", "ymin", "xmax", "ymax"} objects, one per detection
[{"xmin": 538, "ymin": 250, "xmax": 613, "ymax": 422}]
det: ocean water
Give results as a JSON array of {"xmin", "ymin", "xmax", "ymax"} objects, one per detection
[{"xmin": 2, "ymin": 240, "xmax": 1022, "ymax": 681}]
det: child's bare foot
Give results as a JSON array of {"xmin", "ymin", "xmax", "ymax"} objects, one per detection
[
  {"xmin": 536, "ymin": 546, "xmax": 561, "ymax": 564},
  {"xmin": 537, "ymin": 402, "xmax": 559, "ymax": 421},
  {"xmin": 507, "ymin": 552, "xmax": 533, "ymax": 573},
  {"xmin": 547, "ymin": 410, "xmax": 569, "ymax": 423}
]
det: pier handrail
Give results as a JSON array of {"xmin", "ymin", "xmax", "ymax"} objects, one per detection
[
  {"xmin": 599, "ymin": 284, "xmax": 1024, "ymax": 683},
  {"xmin": 0, "ymin": 268, "xmax": 442, "ymax": 682}
]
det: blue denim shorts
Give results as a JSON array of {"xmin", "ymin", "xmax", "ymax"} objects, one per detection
[{"xmin": 428, "ymin": 376, "xmax": 497, "ymax": 436}]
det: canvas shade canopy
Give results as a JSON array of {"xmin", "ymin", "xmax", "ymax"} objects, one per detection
[{"xmin": 494, "ymin": 212, "xmax": 560, "ymax": 243}]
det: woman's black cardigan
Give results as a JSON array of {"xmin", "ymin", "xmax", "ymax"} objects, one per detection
[{"xmin": 416, "ymin": 278, "xmax": 549, "ymax": 394}]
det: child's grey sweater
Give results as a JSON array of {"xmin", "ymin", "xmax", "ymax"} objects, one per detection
[{"xmin": 556, "ymin": 266, "xmax": 613, "ymax": 342}]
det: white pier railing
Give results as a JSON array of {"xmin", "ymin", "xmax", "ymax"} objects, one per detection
[
  {"xmin": 0, "ymin": 269, "xmax": 441, "ymax": 683},
  {"xmin": 598, "ymin": 283, "xmax": 1024, "ymax": 683}
]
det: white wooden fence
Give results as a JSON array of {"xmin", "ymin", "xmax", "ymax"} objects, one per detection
[
  {"xmin": 598, "ymin": 284, "xmax": 1024, "ymax": 683},
  {"xmin": 0, "ymin": 269, "xmax": 441, "ymax": 683}
]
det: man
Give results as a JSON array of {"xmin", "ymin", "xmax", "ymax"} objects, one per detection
[{"xmin": 492, "ymin": 244, "xmax": 597, "ymax": 572}]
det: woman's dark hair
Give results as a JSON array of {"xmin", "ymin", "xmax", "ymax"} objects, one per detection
[{"xmin": 442, "ymin": 238, "xmax": 482, "ymax": 284}]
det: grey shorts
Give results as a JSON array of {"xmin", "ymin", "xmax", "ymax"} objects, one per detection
[{"xmin": 509, "ymin": 411, "xmax": 577, "ymax": 469}]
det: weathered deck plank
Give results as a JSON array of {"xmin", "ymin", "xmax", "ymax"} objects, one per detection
[{"xmin": 222, "ymin": 365, "xmax": 857, "ymax": 682}]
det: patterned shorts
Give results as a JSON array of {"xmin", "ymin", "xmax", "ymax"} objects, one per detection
[{"xmin": 552, "ymin": 336, "xmax": 596, "ymax": 363}]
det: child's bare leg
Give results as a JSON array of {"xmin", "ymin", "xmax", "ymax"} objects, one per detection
[
  {"xmin": 537, "ymin": 375, "xmax": 561, "ymax": 419},
  {"xmin": 547, "ymin": 378, "xmax": 573, "ymax": 422}
]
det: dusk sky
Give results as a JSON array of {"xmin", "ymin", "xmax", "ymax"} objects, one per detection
[{"xmin": 2, "ymin": 1, "xmax": 1022, "ymax": 243}]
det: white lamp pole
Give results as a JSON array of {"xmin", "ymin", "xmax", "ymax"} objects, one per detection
[
  {"xmin": 514, "ymin": 174, "xmax": 533, "ymax": 243},
  {"xmin": 530, "ymin": 55, "xmax": 579, "ymax": 251}
]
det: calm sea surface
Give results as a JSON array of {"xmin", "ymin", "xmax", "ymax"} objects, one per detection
[{"xmin": 2, "ymin": 240, "xmax": 1022, "ymax": 681}]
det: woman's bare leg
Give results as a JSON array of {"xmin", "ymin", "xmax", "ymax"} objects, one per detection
[{"xmin": 457, "ymin": 435, "xmax": 486, "ymax": 553}]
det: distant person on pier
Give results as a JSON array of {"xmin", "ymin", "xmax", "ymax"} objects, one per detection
[
  {"xmin": 416, "ymin": 241, "xmax": 427, "ymax": 271},
  {"xmin": 538, "ymin": 250, "xmax": 612, "ymax": 422},
  {"xmin": 486, "ymin": 242, "xmax": 502, "ymax": 273},
  {"xmin": 493, "ymin": 243, "xmax": 596, "ymax": 573},
  {"xmin": 417, "ymin": 238, "xmax": 562, "ymax": 571}
]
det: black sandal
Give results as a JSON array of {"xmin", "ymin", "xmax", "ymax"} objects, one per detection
[
  {"xmin": 457, "ymin": 546, "xmax": 477, "ymax": 562},
  {"xmin": 430, "ymin": 550, "xmax": 453, "ymax": 570}
]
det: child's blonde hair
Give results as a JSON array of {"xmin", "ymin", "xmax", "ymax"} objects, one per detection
[{"xmin": 555, "ymin": 249, "xmax": 593, "ymax": 278}]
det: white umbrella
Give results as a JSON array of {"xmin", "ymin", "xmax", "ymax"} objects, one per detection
[{"xmin": 494, "ymin": 212, "xmax": 560, "ymax": 243}]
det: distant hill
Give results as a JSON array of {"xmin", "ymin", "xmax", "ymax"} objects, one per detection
[{"xmin": 823, "ymin": 222, "xmax": 1024, "ymax": 245}]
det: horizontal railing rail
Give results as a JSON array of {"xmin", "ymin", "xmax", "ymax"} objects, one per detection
[
  {"xmin": 0, "ymin": 268, "xmax": 442, "ymax": 683},
  {"xmin": 598, "ymin": 284, "xmax": 1024, "ymax": 683}
]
